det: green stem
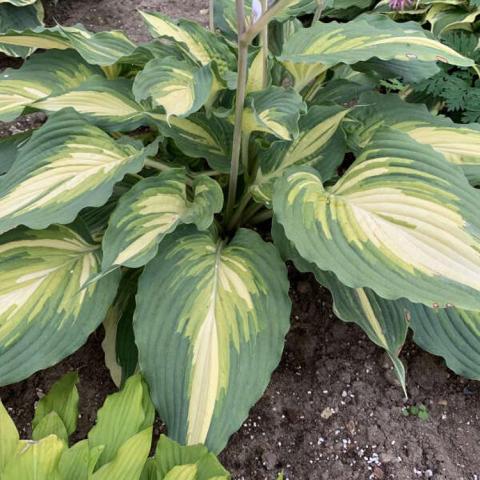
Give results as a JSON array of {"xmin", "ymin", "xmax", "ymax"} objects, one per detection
[
  {"xmin": 225, "ymin": 0, "xmax": 249, "ymax": 223},
  {"xmin": 144, "ymin": 159, "xmax": 172, "ymax": 171},
  {"xmin": 249, "ymin": 208, "xmax": 273, "ymax": 225},
  {"xmin": 240, "ymin": 201, "xmax": 264, "ymax": 224},
  {"xmin": 209, "ymin": 0, "xmax": 215, "ymax": 31},
  {"xmin": 226, "ymin": 192, "xmax": 252, "ymax": 231},
  {"xmin": 312, "ymin": 0, "xmax": 325, "ymax": 23},
  {"xmin": 260, "ymin": 0, "xmax": 269, "ymax": 89},
  {"xmin": 241, "ymin": 131, "xmax": 251, "ymax": 180},
  {"xmin": 242, "ymin": 0, "xmax": 296, "ymax": 45}
]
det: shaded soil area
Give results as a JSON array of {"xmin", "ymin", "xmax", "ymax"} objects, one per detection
[{"xmin": 1, "ymin": 1, "xmax": 480, "ymax": 479}]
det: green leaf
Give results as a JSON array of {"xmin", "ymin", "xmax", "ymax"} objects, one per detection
[
  {"xmin": 133, "ymin": 57, "xmax": 215, "ymax": 120},
  {"xmin": 102, "ymin": 274, "xmax": 139, "ymax": 388},
  {"xmin": 57, "ymin": 440, "xmax": 104, "ymax": 480},
  {"xmin": 32, "ymin": 77, "xmax": 144, "ymax": 129},
  {"xmin": 0, "ymin": 2, "xmax": 43, "ymax": 57},
  {"xmin": 135, "ymin": 227, "xmax": 291, "ymax": 453},
  {"xmin": 155, "ymin": 435, "xmax": 229, "ymax": 480},
  {"xmin": 279, "ymin": 14, "xmax": 473, "ymax": 67},
  {"xmin": 0, "ymin": 400, "xmax": 19, "ymax": 472},
  {"xmin": 0, "ymin": 132, "xmax": 30, "ymax": 175},
  {"xmin": 152, "ymin": 113, "xmax": 233, "ymax": 172},
  {"xmin": 251, "ymin": 105, "xmax": 348, "ymax": 204},
  {"xmin": 408, "ymin": 304, "xmax": 480, "ymax": 381},
  {"xmin": 164, "ymin": 464, "xmax": 197, "ymax": 480},
  {"xmin": 273, "ymin": 128, "xmax": 480, "ymax": 311},
  {"xmin": 102, "ymin": 169, "xmax": 223, "ymax": 271},
  {"xmin": 2, "ymin": 435, "xmax": 65, "ymax": 480},
  {"xmin": 349, "ymin": 92, "xmax": 480, "ymax": 187},
  {"xmin": 0, "ymin": 109, "xmax": 145, "ymax": 235},
  {"xmin": 243, "ymin": 87, "xmax": 306, "ymax": 140},
  {"xmin": 88, "ymin": 374, "xmax": 155, "ymax": 467},
  {"xmin": 32, "ymin": 411, "xmax": 69, "ymax": 444},
  {"xmin": 0, "ymin": 50, "xmax": 100, "ymax": 122},
  {"xmin": 92, "ymin": 428, "xmax": 152, "ymax": 480},
  {"xmin": 32, "ymin": 372, "xmax": 79, "ymax": 436},
  {"xmin": 0, "ymin": 224, "xmax": 120, "ymax": 386},
  {"xmin": 139, "ymin": 11, "xmax": 236, "ymax": 74},
  {"xmin": 272, "ymin": 220, "xmax": 407, "ymax": 393}
]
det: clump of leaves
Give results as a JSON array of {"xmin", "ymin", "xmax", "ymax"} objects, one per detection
[
  {"xmin": 1, "ymin": 0, "xmax": 480, "ymax": 459},
  {"xmin": 402, "ymin": 404, "xmax": 430, "ymax": 421},
  {"xmin": 0, "ymin": 373, "xmax": 230, "ymax": 479}
]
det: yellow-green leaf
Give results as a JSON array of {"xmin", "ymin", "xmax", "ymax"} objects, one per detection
[
  {"xmin": 2, "ymin": 435, "xmax": 65, "ymax": 480},
  {"xmin": 88, "ymin": 374, "xmax": 154, "ymax": 467},
  {"xmin": 0, "ymin": 400, "xmax": 19, "ymax": 472},
  {"xmin": 32, "ymin": 372, "xmax": 79, "ymax": 437}
]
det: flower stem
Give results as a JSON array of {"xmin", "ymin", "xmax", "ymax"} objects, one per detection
[
  {"xmin": 260, "ymin": 0, "xmax": 269, "ymax": 89},
  {"xmin": 209, "ymin": 0, "xmax": 215, "ymax": 31},
  {"xmin": 225, "ymin": 0, "xmax": 249, "ymax": 223},
  {"xmin": 242, "ymin": 0, "xmax": 295, "ymax": 45}
]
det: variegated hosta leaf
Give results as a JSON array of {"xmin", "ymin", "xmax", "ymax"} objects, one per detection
[
  {"xmin": 0, "ymin": 50, "xmax": 100, "ymax": 122},
  {"xmin": 0, "ymin": 2, "xmax": 44, "ymax": 57},
  {"xmin": 0, "ymin": 0, "xmax": 36, "ymax": 5},
  {"xmin": 348, "ymin": 92, "xmax": 480, "ymax": 186},
  {"xmin": 0, "ymin": 224, "xmax": 120, "ymax": 386},
  {"xmin": 155, "ymin": 435, "xmax": 229, "ymax": 479},
  {"xmin": 251, "ymin": 105, "xmax": 348, "ymax": 204},
  {"xmin": 58, "ymin": 26, "xmax": 137, "ymax": 66},
  {"xmin": 408, "ymin": 303, "xmax": 480, "ymax": 380},
  {"xmin": 0, "ymin": 24, "xmax": 70, "ymax": 57},
  {"xmin": 0, "ymin": 109, "xmax": 145, "ymax": 235},
  {"xmin": 135, "ymin": 227, "xmax": 291, "ymax": 453},
  {"xmin": 243, "ymin": 86, "xmax": 306, "ymax": 140},
  {"xmin": 273, "ymin": 127, "xmax": 480, "ymax": 311},
  {"xmin": 32, "ymin": 77, "xmax": 144, "ymax": 130},
  {"xmin": 102, "ymin": 169, "xmax": 223, "ymax": 271},
  {"xmin": 0, "ymin": 25, "xmax": 137, "ymax": 65},
  {"xmin": 151, "ymin": 112, "xmax": 233, "ymax": 172},
  {"xmin": 139, "ymin": 11, "xmax": 236, "ymax": 75},
  {"xmin": 133, "ymin": 57, "xmax": 214, "ymax": 119},
  {"xmin": 271, "ymin": 219, "xmax": 408, "ymax": 392},
  {"xmin": 2, "ymin": 435, "xmax": 65, "ymax": 480},
  {"xmin": 279, "ymin": 14, "xmax": 473, "ymax": 68},
  {"xmin": 0, "ymin": 132, "xmax": 30, "ymax": 175}
]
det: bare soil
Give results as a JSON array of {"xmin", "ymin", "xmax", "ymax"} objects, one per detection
[{"xmin": 1, "ymin": 1, "xmax": 480, "ymax": 479}]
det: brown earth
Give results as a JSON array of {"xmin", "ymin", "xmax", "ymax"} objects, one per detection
[{"xmin": 1, "ymin": 1, "xmax": 480, "ymax": 479}]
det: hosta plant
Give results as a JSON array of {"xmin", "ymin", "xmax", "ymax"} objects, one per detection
[
  {"xmin": 0, "ymin": 373, "xmax": 230, "ymax": 479},
  {"xmin": 1, "ymin": 0, "xmax": 480, "ymax": 455}
]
